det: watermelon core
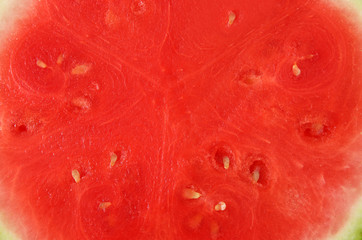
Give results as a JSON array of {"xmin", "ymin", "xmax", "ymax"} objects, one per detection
[{"xmin": 0, "ymin": 0, "xmax": 362, "ymax": 239}]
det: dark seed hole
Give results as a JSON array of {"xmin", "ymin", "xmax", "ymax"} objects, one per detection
[
  {"xmin": 17, "ymin": 124, "xmax": 28, "ymax": 133},
  {"xmin": 11, "ymin": 124, "xmax": 28, "ymax": 135},
  {"xmin": 300, "ymin": 122, "xmax": 332, "ymax": 140},
  {"xmin": 214, "ymin": 146, "xmax": 234, "ymax": 170}
]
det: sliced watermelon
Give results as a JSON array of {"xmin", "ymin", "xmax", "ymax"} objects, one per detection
[{"xmin": 0, "ymin": 0, "xmax": 362, "ymax": 239}]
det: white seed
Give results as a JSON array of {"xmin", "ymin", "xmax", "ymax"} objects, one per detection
[
  {"xmin": 71, "ymin": 97, "xmax": 91, "ymax": 110},
  {"xmin": 182, "ymin": 188, "xmax": 201, "ymax": 199},
  {"xmin": 227, "ymin": 11, "xmax": 236, "ymax": 27},
  {"xmin": 36, "ymin": 59, "xmax": 47, "ymax": 69},
  {"xmin": 99, "ymin": 202, "xmax": 112, "ymax": 212},
  {"xmin": 71, "ymin": 64, "xmax": 91, "ymax": 75},
  {"xmin": 223, "ymin": 156, "xmax": 230, "ymax": 170},
  {"xmin": 292, "ymin": 63, "xmax": 301, "ymax": 76},
  {"xmin": 71, "ymin": 169, "xmax": 81, "ymax": 183},
  {"xmin": 252, "ymin": 167, "xmax": 260, "ymax": 183},
  {"xmin": 214, "ymin": 201, "xmax": 226, "ymax": 211},
  {"xmin": 110, "ymin": 152, "xmax": 118, "ymax": 167}
]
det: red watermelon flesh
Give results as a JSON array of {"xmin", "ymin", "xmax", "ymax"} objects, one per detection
[{"xmin": 0, "ymin": 0, "xmax": 362, "ymax": 239}]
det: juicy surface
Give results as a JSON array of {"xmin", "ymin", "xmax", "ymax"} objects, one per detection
[{"xmin": 0, "ymin": 0, "xmax": 362, "ymax": 240}]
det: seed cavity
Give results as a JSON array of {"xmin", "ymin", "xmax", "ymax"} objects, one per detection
[
  {"xmin": 300, "ymin": 120, "xmax": 333, "ymax": 140},
  {"xmin": 99, "ymin": 202, "xmax": 112, "ymax": 212},
  {"xmin": 12, "ymin": 123, "xmax": 28, "ymax": 135},
  {"xmin": 227, "ymin": 11, "xmax": 236, "ymax": 27},
  {"xmin": 10, "ymin": 118, "xmax": 43, "ymax": 136},
  {"xmin": 214, "ymin": 201, "xmax": 226, "ymax": 211},
  {"xmin": 36, "ymin": 59, "xmax": 47, "ymax": 69},
  {"xmin": 182, "ymin": 188, "xmax": 201, "ymax": 200},
  {"xmin": 71, "ymin": 64, "xmax": 91, "ymax": 75},
  {"xmin": 110, "ymin": 152, "xmax": 118, "ymax": 167},
  {"xmin": 72, "ymin": 169, "xmax": 81, "ymax": 183},
  {"xmin": 292, "ymin": 63, "xmax": 301, "ymax": 76},
  {"xmin": 211, "ymin": 144, "xmax": 234, "ymax": 170},
  {"xmin": 248, "ymin": 155, "xmax": 269, "ymax": 186}
]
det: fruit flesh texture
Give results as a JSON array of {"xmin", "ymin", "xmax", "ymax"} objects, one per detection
[{"xmin": 0, "ymin": 0, "xmax": 362, "ymax": 240}]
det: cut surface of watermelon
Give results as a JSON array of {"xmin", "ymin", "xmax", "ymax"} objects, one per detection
[{"xmin": 0, "ymin": 0, "xmax": 362, "ymax": 239}]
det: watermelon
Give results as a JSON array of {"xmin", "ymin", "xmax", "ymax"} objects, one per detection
[{"xmin": 0, "ymin": 0, "xmax": 362, "ymax": 239}]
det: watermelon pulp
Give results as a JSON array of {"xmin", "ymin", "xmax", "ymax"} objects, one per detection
[{"xmin": 0, "ymin": 0, "xmax": 362, "ymax": 239}]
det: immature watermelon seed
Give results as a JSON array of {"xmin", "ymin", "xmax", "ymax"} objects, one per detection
[
  {"xmin": 223, "ymin": 156, "xmax": 230, "ymax": 170},
  {"xmin": 71, "ymin": 64, "xmax": 91, "ymax": 75},
  {"xmin": 109, "ymin": 149, "xmax": 127, "ymax": 167},
  {"xmin": 214, "ymin": 201, "xmax": 226, "ymax": 211},
  {"xmin": 251, "ymin": 167, "xmax": 260, "ymax": 183},
  {"xmin": 182, "ymin": 188, "xmax": 201, "ymax": 199},
  {"xmin": 99, "ymin": 202, "xmax": 112, "ymax": 212},
  {"xmin": 212, "ymin": 145, "xmax": 234, "ymax": 170},
  {"xmin": 292, "ymin": 63, "xmax": 301, "ymax": 76},
  {"xmin": 71, "ymin": 97, "xmax": 91, "ymax": 111},
  {"xmin": 188, "ymin": 214, "xmax": 203, "ymax": 230},
  {"xmin": 110, "ymin": 152, "xmax": 118, "ymax": 167},
  {"xmin": 210, "ymin": 221, "xmax": 220, "ymax": 240},
  {"xmin": 237, "ymin": 69, "xmax": 262, "ymax": 85},
  {"xmin": 71, "ymin": 169, "xmax": 81, "ymax": 183},
  {"xmin": 227, "ymin": 11, "xmax": 236, "ymax": 27},
  {"xmin": 249, "ymin": 159, "xmax": 269, "ymax": 185},
  {"xmin": 36, "ymin": 59, "xmax": 47, "ymax": 69},
  {"xmin": 56, "ymin": 54, "xmax": 65, "ymax": 65}
]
